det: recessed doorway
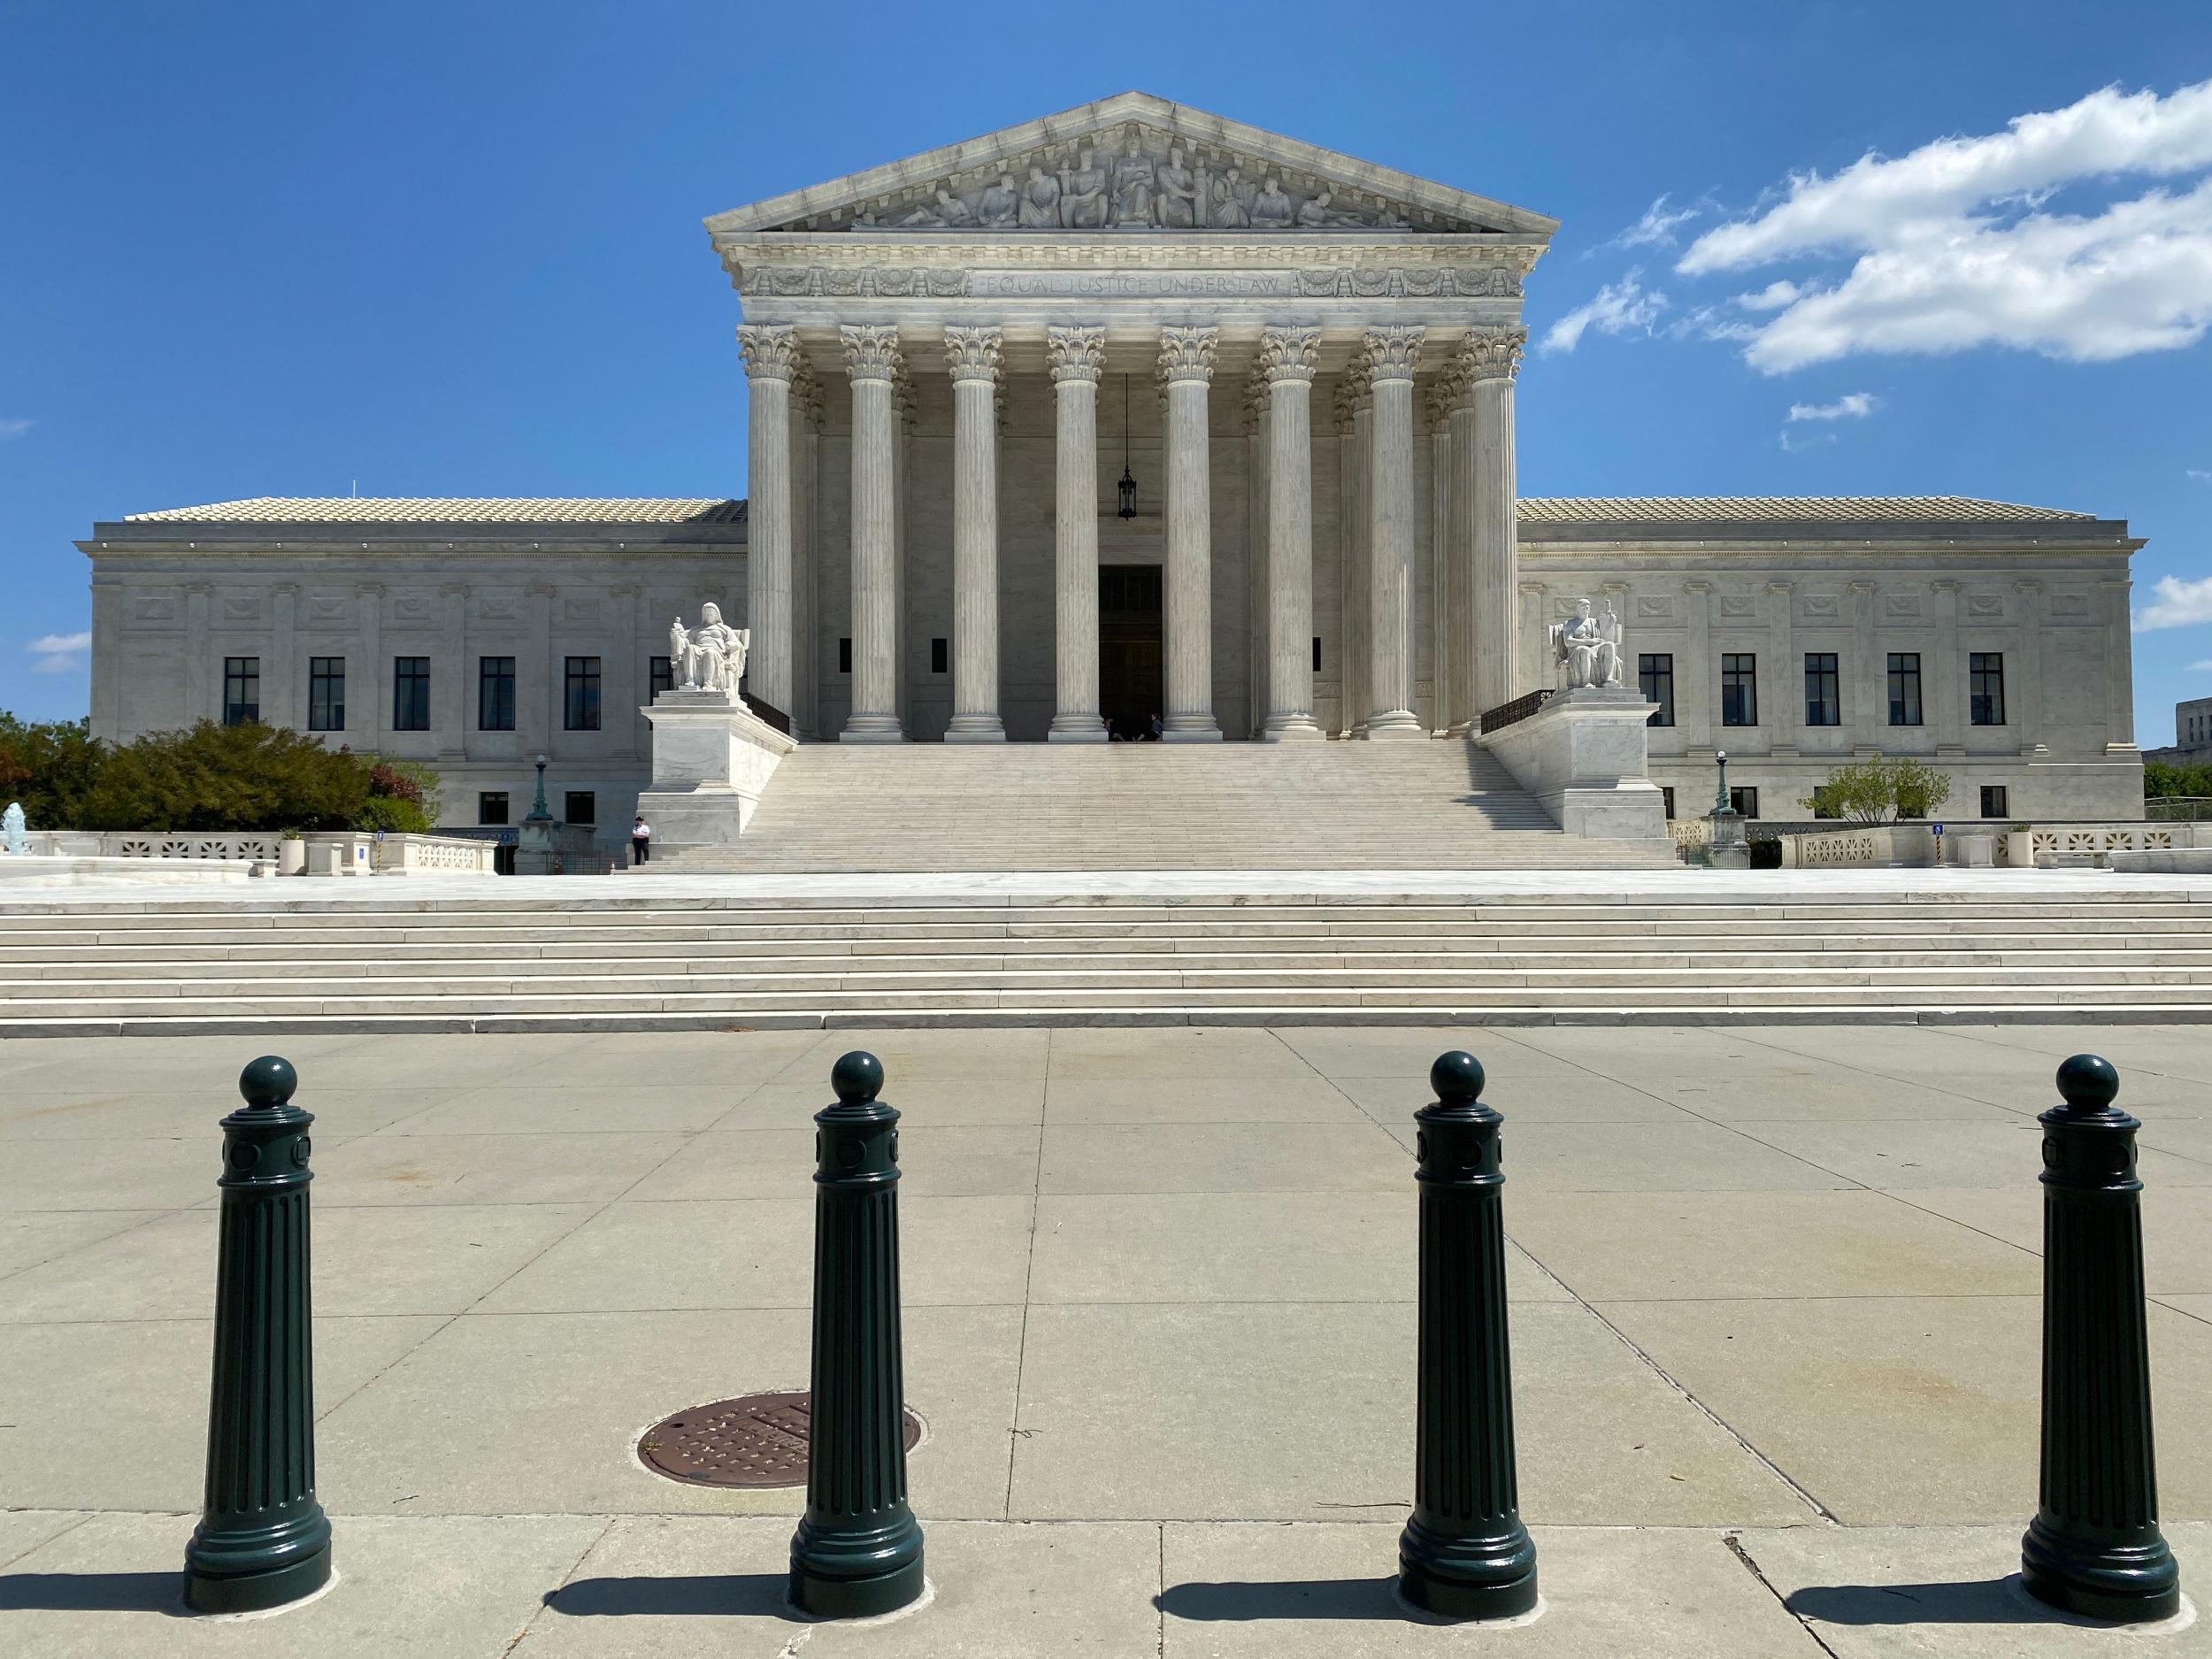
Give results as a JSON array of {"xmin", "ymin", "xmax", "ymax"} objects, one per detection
[{"xmin": 1099, "ymin": 564, "xmax": 1163, "ymax": 741}]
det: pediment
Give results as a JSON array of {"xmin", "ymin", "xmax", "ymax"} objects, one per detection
[{"xmin": 706, "ymin": 92, "xmax": 1556, "ymax": 240}]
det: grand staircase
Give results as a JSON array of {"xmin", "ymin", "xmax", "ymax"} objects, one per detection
[
  {"xmin": 3, "ymin": 887, "xmax": 2209, "ymax": 1033},
  {"xmin": 669, "ymin": 739, "xmax": 1677, "ymax": 872}
]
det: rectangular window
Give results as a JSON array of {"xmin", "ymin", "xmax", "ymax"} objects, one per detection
[
  {"xmin": 1639, "ymin": 653, "xmax": 1675, "ymax": 727},
  {"xmin": 1721, "ymin": 654, "xmax": 1758, "ymax": 727},
  {"xmin": 1970, "ymin": 652, "xmax": 2006, "ymax": 726},
  {"xmin": 222, "ymin": 657, "xmax": 260, "ymax": 726},
  {"xmin": 649, "ymin": 656, "xmax": 673, "ymax": 703},
  {"xmin": 931, "ymin": 637, "xmax": 949, "ymax": 674},
  {"xmin": 1887, "ymin": 653, "xmax": 1924, "ymax": 726},
  {"xmin": 308, "ymin": 657, "xmax": 345, "ymax": 732},
  {"xmin": 1803, "ymin": 652, "xmax": 1840, "ymax": 727},
  {"xmin": 478, "ymin": 657, "xmax": 516, "ymax": 732},
  {"xmin": 839, "ymin": 638, "xmax": 852, "ymax": 675},
  {"xmin": 564, "ymin": 657, "xmax": 602, "ymax": 732},
  {"xmin": 1660, "ymin": 786, "xmax": 1675, "ymax": 820},
  {"xmin": 392, "ymin": 657, "xmax": 431, "ymax": 732},
  {"xmin": 1730, "ymin": 786, "xmax": 1760, "ymax": 818},
  {"xmin": 564, "ymin": 790, "xmax": 595, "ymax": 826},
  {"xmin": 477, "ymin": 790, "xmax": 510, "ymax": 826},
  {"xmin": 1980, "ymin": 785, "xmax": 2010, "ymax": 819}
]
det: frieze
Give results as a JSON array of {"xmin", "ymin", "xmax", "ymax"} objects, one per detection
[
  {"xmin": 1885, "ymin": 594, "xmax": 1924, "ymax": 618},
  {"xmin": 1967, "ymin": 592, "xmax": 2004, "ymax": 617},
  {"xmin": 1634, "ymin": 595, "xmax": 1674, "ymax": 619},
  {"xmin": 1801, "ymin": 594, "xmax": 1840, "ymax": 620},
  {"xmin": 1719, "ymin": 595, "xmax": 1757, "ymax": 619},
  {"xmin": 740, "ymin": 263, "xmax": 1523, "ymax": 301}
]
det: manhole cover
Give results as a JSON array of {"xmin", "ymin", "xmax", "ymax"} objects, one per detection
[{"xmin": 638, "ymin": 1391, "xmax": 924, "ymax": 1489}]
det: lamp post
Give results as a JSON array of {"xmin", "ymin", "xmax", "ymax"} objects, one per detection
[{"xmin": 1706, "ymin": 748, "xmax": 1748, "ymax": 868}]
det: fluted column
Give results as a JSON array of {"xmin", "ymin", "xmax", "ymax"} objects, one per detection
[
  {"xmin": 1158, "ymin": 326, "xmax": 1222, "ymax": 741},
  {"xmin": 840, "ymin": 325, "xmax": 904, "ymax": 742},
  {"xmin": 737, "ymin": 325, "xmax": 800, "ymax": 718},
  {"xmin": 1444, "ymin": 365, "xmax": 1479, "ymax": 733},
  {"xmin": 1364, "ymin": 326, "xmax": 1424, "ymax": 738},
  {"xmin": 1244, "ymin": 376, "xmax": 1269, "ymax": 737},
  {"xmin": 944, "ymin": 326, "xmax": 1005, "ymax": 742},
  {"xmin": 1340, "ymin": 375, "xmax": 1373, "ymax": 737},
  {"xmin": 1048, "ymin": 326, "xmax": 1108, "ymax": 742},
  {"xmin": 892, "ymin": 375, "xmax": 915, "ymax": 733},
  {"xmin": 1468, "ymin": 326, "xmax": 1525, "ymax": 714},
  {"xmin": 1261, "ymin": 326, "xmax": 1323, "ymax": 740}
]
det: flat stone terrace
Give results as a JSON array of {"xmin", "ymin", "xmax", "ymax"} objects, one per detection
[
  {"xmin": 0, "ymin": 1021, "xmax": 2205, "ymax": 1655},
  {"xmin": 2, "ymin": 869, "xmax": 2211, "ymax": 1034}
]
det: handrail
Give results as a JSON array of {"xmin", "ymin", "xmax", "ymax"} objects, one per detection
[{"xmin": 1478, "ymin": 689, "xmax": 1554, "ymax": 734}]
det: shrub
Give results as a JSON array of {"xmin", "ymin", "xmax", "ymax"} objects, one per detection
[
  {"xmin": 78, "ymin": 721, "xmax": 369, "ymax": 831},
  {"xmin": 2146, "ymin": 761, "xmax": 2212, "ymax": 799},
  {"xmin": 1885, "ymin": 756, "xmax": 1953, "ymax": 820},
  {"xmin": 1799, "ymin": 759, "xmax": 1893, "ymax": 824},
  {"xmin": 0, "ymin": 714, "xmax": 105, "ymax": 827}
]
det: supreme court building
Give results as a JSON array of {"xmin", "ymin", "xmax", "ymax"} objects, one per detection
[{"xmin": 81, "ymin": 93, "xmax": 2145, "ymax": 847}]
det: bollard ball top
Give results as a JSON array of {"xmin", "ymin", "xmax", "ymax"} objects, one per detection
[
  {"xmin": 1430, "ymin": 1050, "xmax": 1486, "ymax": 1105},
  {"xmin": 2055, "ymin": 1053, "xmax": 2120, "ymax": 1111},
  {"xmin": 237, "ymin": 1055, "xmax": 297, "ymax": 1108},
  {"xmin": 831, "ymin": 1050, "xmax": 884, "ymax": 1105}
]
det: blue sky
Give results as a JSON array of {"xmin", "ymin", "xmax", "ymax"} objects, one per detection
[{"xmin": 4, "ymin": 1, "xmax": 2208, "ymax": 736}]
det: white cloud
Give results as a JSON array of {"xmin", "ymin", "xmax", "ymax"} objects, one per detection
[
  {"xmin": 1541, "ymin": 270, "xmax": 1669, "ymax": 354},
  {"xmin": 27, "ymin": 630, "xmax": 90, "ymax": 674},
  {"xmin": 0, "ymin": 418, "xmax": 31, "ymax": 441},
  {"xmin": 2190, "ymin": 468, "xmax": 2212, "ymax": 482},
  {"xmin": 1613, "ymin": 193, "xmax": 1701, "ymax": 250},
  {"xmin": 1786, "ymin": 392, "xmax": 1881, "ymax": 422},
  {"xmin": 1778, "ymin": 429, "xmax": 1839, "ymax": 455},
  {"xmin": 2135, "ymin": 574, "xmax": 2212, "ymax": 631},
  {"xmin": 2193, "ymin": 659, "xmax": 2212, "ymax": 670},
  {"xmin": 1675, "ymin": 79, "xmax": 2212, "ymax": 372}
]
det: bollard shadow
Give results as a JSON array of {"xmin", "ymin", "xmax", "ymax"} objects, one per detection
[
  {"xmin": 542, "ymin": 1572, "xmax": 798, "ymax": 1620},
  {"xmin": 1159, "ymin": 1577, "xmax": 1440, "ymax": 1624},
  {"xmin": 0, "ymin": 1571, "xmax": 187, "ymax": 1616},
  {"xmin": 1786, "ymin": 1576, "xmax": 2085, "ymax": 1627}
]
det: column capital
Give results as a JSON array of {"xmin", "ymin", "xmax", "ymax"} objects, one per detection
[
  {"xmin": 1359, "ymin": 326, "xmax": 1424, "ymax": 383},
  {"xmin": 1157, "ymin": 326, "xmax": 1219, "ymax": 385},
  {"xmin": 737, "ymin": 324, "xmax": 803, "ymax": 383},
  {"xmin": 1425, "ymin": 375, "xmax": 1462, "ymax": 428},
  {"xmin": 1461, "ymin": 324, "xmax": 1528, "ymax": 384},
  {"xmin": 1332, "ymin": 374, "xmax": 1372, "ymax": 431},
  {"xmin": 1240, "ymin": 374, "xmax": 1268, "ymax": 435},
  {"xmin": 354, "ymin": 581, "xmax": 387, "ymax": 598},
  {"xmin": 1517, "ymin": 580, "xmax": 1546, "ymax": 597},
  {"xmin": 942, "ymin": 325, "xmax": 1004, "ymax": 384},
  {"xmin": 1848, "ymin": 579, "xmax": 1878, "ymax": 594},
  {"xmin": 271, "ymin": 580, "xmax": 300, "ymax": 597},
  {"xmin": 1046, "ymin": 325, "xmax": 1105, "ymax": 384},
  {"xmin": 1932, "ymin": 577, "xmax": 1962, "ymax": 594},
  {"xmin": 440, "ymin": 580, "xmax": 472, "ymax": 598},
  {"xmin": 2014, "ymin": 578, "xmax": 2046, "ymax": 594},
  {"xmin": 1766, "ymin": 579, "xmax": 1795, "ymax": 595},
  {"xmin": 1258, "ymin": 326, "xmax": 1321, "ymax": 385},
  {"xmin": 840, "ymin": 324, "xmax": 902, "ymax": 382}
]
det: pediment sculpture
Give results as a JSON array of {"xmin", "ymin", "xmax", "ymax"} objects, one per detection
[
  {"xmin": 669, "ymin": 603, "xmax": 750, "ymax": 697},
  {"xmin": 1549, "ymin": 599, "xmax": 1625, "ymax": 692}
]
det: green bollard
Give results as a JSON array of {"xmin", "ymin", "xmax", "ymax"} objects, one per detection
[
  {"xmin": 182, "ymin": 1056, "xmax": 333, "ymax": 1614},
  {"xmin": 788, "ymin": 1051, "xmax": 925, "ymax": 1618},
  {"xmin": 1398, "ymin": 1051, "xmax": 1538, "ymax": 1621},
  {"xmin": 2020, "ymin": 1055, "xmax": 2182, "ymax": 1623}
]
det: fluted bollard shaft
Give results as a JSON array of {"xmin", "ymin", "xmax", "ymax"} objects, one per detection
[
  {"xmin": 182, "ymin": 1056, "xmax": 332, "ymax": 1613},
  {"xmin": 2020, "ymin": 1055, "xmax": 2181, "ymax": 1623},
  {"xmin": 789, "ymin": 1051, "xmax": 925, "ymax": 1617},
  {"xmin": 1398, "ymin": 1052, "xmax": 1538, "ymax": 1620}
]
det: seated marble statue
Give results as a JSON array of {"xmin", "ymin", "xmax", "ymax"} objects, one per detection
[
  {"xmin": 1210, "ymin": 168, "xmax": 1250, "ymax": 227},
  {"xmin": 671, "ymin": 603, "xmax": 750, "ymax": 695},
  {"xmin": 1156, "ymin": 146, "xmax": 1196, "ymax": 227},
  {"xmin": 1111, "ymin": 140, "xmax": 1156, "ymax": 226},
  {"xmin": 1060, "ymin": 149, "xmax": 1108, "ymax": 228},
  {"xmin": 1251, "ymin": 176, "xmax": 1294, "ymax": 228},
  {"xmin": 1018, "ymin": 167, "xmax": 1060, "ymax": 228},
  {"xmin": 1548, "ymin": 598, "xmax": 1624, "ymax": 691},
  {"xmin": 1294, "ymin": 189, "xmax": 1333, "ymax": 227},
  {"xmin": 976, "ymin": 173, "xmax": 1018, "ymax": 227}
]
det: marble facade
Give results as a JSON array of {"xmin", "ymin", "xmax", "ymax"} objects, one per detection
[{"xmin": 73, "ymin": 94, "xmax": 2147, "ymax": 848}]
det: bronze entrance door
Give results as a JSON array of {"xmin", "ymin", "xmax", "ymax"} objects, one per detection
[{"xmin": 1098, "ymin": 564, "xmax": 1163, "ymax": 741}]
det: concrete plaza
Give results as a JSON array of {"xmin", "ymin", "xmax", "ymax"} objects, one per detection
[{"xmin": 0, "ymin": 1019, "xmax": 2206, "ymax": 1655}]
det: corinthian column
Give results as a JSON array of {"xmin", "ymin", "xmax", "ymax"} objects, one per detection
[
  {"xmin": 737, "ymin": 325, "xmax": 799, "ymax": 717},
  {"xmin": 944, "ymin": 326, "xmax": 1005, "ymax": 742},
  {"xmin": 1445, "ymin": 359, "xmax": 1479, "ymax": 733},
  {"xmin": 840, "ymin": 325, "xmax": 904, "ymax": 742},
  {"xmin": 1048, "ymin": 325, "xmax": 1108, "ymax": 742},
  {"xmin": 1467, "ymin": 325, "xmax": 1526, "ymax": 714},
  {"xmin": 1261, "ymin": 326, "xmax": 1323, "ymax": 740},
  {"xmin": 1364, "ymin": 326, "xmax": 1425, "ymax": 738},
  {"xmin": 1338, "ymin": 375, "xmax": 1372, "ymax": 737},
  {"xmin": 1158, "ymin": 326, "xmax": 1222, "ymax": 741}
]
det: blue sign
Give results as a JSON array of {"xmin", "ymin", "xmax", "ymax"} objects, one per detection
[{"xmin": 1932, "ymin": 823, "xmax": 1945, "ymax": 835}]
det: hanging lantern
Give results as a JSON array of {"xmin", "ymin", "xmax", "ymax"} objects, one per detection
[{"xmin": 1117, "ymin": 374, "xmax": 1138, "ymax": 518}]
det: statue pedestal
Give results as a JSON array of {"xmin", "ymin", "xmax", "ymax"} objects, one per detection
[
  {"xmin": 1478, "ymin": 686, "xmax": 1668, "ymax": 841},
  {"xmin": 638, "ymin": 690, "xmax": 796, "ymax": 861}
]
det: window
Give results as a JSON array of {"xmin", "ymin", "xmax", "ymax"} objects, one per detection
[
  {"xmin": 649, "ymin": 656, "xmax": 673, "ymax": 703},
  {"xmin": 308, "ymin": 657, "xmax": 345, "ymax": 732},
  {"xmin": 1970, "ymin": 652, "xmax": 2006, "ymax": 726},
  {"xmin": 477, "ymin": 791, "xmax": 510, "ymax": 826},
  {"xmin": 1660, "ymin": 786, "xmax": 1675, "ymax": 820},
  {"xmin": 1730, "ymin": 786, "xmax": 1759, "ymax": 818},
  {"xmin": 1980, "ymin": 785, "xmax": 2010, "ymax": 819},
  {"xmin": 1887, "ymin": 653, "xmax": 1923, "ymax": 726},
  {"xmin": 221, "ymin": 657, "xmax": 260, "ymax": 726},
  {"xmin": 392, "ymin": 657, "xmax": 431, "ymax": 732},
  {"xmin": 1721, "ymin": 654, "xmax": 1757, "ymax": 726},
  {"xmin": 1311, "ymin": 637, "xmax": 1322, "ymax": 673},
  {"xmin": 839, "ymin": 637, "xmax": 852, "ymax": 674},
  {"xmin": 479, "ymin": 657, "xmax": 516, "ymax": 731},
  {"xmin": 564, "ymin": 790, "xmax": 595, "ymax": 826},
  {"xmin": 564, "ymin": 657, "xmax": 602, "ymax": 732},
  {"xmin": 1803, "ymin": 653, "xmax": 1840, "ymax": 727},
  {"xmin": 931, "ymin": 637, "xmax": 949, "ymax": 674},
  {"xmin": 1639, "ymin": 654, "xmax": 1675, "ymax": 727}
]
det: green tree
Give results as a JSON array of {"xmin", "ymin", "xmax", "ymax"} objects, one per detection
[
  {"xmin": 0, "ymin": 714, "xmax": 107, "ymax": 827},
  {"xmin": 1884, "ymin": 756, "xmax": 1953, "ymax": 820},
  {"xmin": 1799, "ymin": 759, "xmax": 1893, "ymax": 823},
  {"xmin": 79, "ymin": 721, "xmax": 369, "ymax": 832},
  {"xmin": 2146, "ymin": 760, "xmax": 2212, "ymax": 800}
]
